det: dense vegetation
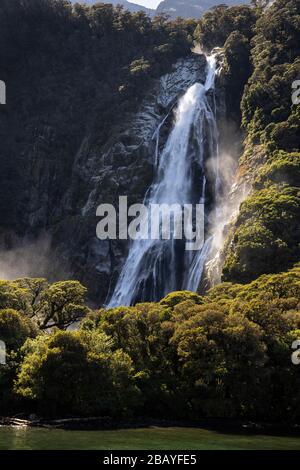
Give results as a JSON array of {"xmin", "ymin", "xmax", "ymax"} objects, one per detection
[
  {"xmin": 0, "ymin": 265, "xmax": 300, "ymax": 421},
  {"xmin": 219, "ymin": 0, "xmax": 300, "ymax": 281},
  {"xmin": 193, "ymin": 0, "xmax": 300, "ymax": 283},
  {"xmin": 0, "ymin": 0, "xmax": 299, "ymax": 423},
  {"xmin": 0, "ymin": 0, "xmax": 195, "ymax": 231}
]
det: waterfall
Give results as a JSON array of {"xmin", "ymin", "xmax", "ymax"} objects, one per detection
[{"xmin": 108, "ymin": 54, "xmax": 220, "ymax": 307}]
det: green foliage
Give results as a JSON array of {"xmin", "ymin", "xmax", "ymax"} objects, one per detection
[
  {"xmin": 193, "ymin": 4, "xmax": 256, "ymax": 121},
  {"xmin": 254, "ymin": 152, "xmax": 300, "ymax": 189},
  {"xmin": 82, "ymin": 303, "xmax": 177, "ymax": 416},
  {"xmin": 266, "ymin": 105, "xmax": 300, "ymax": 152},
  {"xmin": 0, "ymin": 308, "xmax": 37, "ymax": 413},
  {"xmin": 222, "ymin": 31, "xmax": 252, "ymax": 119},
  {"xmin": 0, "ymin": 0, "xmax": 193, "ymax": 232},
  {"xmin": 0, "ymin": 278, "xmax": 88, "ymax": 330},
  {"xmin": 222, "ymin": 0, "xmax": 300, "ymax": 283},
  {"xmin": 0, "ymin": 308, "xmax": 36, "ymax": 350},
  {"xmin": 0, "ymin": 280, "xmax": 31, "ymax": 312},
  {"xmin": 16, "ymin": 330, "xmax": 139, "ymax": 417},
  {"xmin": 34, "ymin": 280, "xmax": 89, "ymax": 329},
  {"xmin": 171, "ymin": 307, "xmax": 266, "ymax": 418},
  {"xmin": 241, "ymin": 0, "xmax": 300, "ymax": 139},
  {"xmin": 210, "ymin": 265, "xmax": 300, "ymax": 420},
  {"xmin": 209, "ymin": 264, "xmax": 300, "ymax": 304},
  {"xmin": 194, "ymin": 5, "xmax": 256, "ymax": 51},
  {"xmin": 0, "ymin": 266, "xmax": 299, "ymax": 421},
  {"xmin": 223, "ymin": 186, "xmax": 300, "ymax": 283},
  {"xmin": 209, "ymin": 265, "xmax": 300, "ymax": 339},
  {"xmin": 129, "ymin": 58, "xmax": 151, "ymax": 77},
  {"xmin": 160, "ymin": 290, "xmax": 203, "ymax": 309}
]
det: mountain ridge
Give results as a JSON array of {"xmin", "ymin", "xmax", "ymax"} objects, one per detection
[
  {"xmin": 71, "ymin": 0, "xmax": 250, "ymax": 18},
  {"xmin": 156, "ymin": 0, "xmax": 250, "ymax": 19},
  {"xmin": 71, "ymin": 0, "xmax": 153, "ymax": 14}
]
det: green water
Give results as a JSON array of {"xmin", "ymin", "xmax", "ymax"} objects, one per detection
[{"xmin": 0, "ymin": 426, "xmax": 299, "ymax": 450}]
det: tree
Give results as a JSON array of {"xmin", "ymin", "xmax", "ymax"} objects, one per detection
[
  {"xmin": 0, "ymin": 280, "xmax": 30, "ymax": 313},
  {"xmin": 223, "ymin": 186, "xmax": 300, "ymax": 283},
  {"xmin": 14, "ymin": 278, "xmax": 48, "ymax": 310},
  {"xmin": 82, "ymin": 303, "xmax": 180, "ymax": 417},
  {"xmin": 0, "ymin": 308, "xmax": 37, "ymax": 413},
  {"xmin": 171, "ymin": 305, "xmax": 267, "ymax": 418},
  {"xmin": 160, "ymin": 290, "xmax": 203, "ymax": 309},
  {"xmin": 34, "ymin": 281, "xmax": 89, "ymax": 330},
  {"xmin": 16, "ymin": 330, "xmax": 139, "ymax": 417},
  {"xmin": 0, "ymin": 308, "xmax": 36, "ymax": 350},
  {"xmin": 194, "ymin": 5, "xmax": 256, "ymax": 51}
]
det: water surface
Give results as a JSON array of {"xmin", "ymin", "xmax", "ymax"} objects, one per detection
[{"xmin": 0, "ymin": 426, "xmax": 299, "ymax": 450}]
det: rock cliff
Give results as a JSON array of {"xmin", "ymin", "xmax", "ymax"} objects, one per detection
[{"xmin": 0, "ymin": 54, "xmax": 207, "ymax": 304}]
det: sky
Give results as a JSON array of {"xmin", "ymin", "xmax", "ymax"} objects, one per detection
[{"xmin": 132, "ymin": 0, "xmax": 161, "ymax": 8}]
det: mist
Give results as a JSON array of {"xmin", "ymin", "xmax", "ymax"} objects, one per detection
[
  {"xmin": 0, "ymin": 234, "xmax": 70, "ymax": 282},
  {"xmin": 204, "ymin": 120, "xmax": 250, "ymax": 285}
]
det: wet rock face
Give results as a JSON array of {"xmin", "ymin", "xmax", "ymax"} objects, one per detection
[
  {"xmin": 1, "ymin": 54, "xmax": 207, "ymax": 304},
  {"xmin": 62, "ymin": 53, "xmax": 207, "ymax": 304}
]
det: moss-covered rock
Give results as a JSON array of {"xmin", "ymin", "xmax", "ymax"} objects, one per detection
[{"xmin": 223, "ymin": 186, "xmax": 300, "ymax": 283}]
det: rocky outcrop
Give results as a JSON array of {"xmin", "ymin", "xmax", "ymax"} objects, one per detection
[
  {"xmin": 0, "ymin": 54, "xmax": 207, "ymax": 304},
  {"xmin": 57, "ymin": 54, "xmax": 207, "ymax": 303}
]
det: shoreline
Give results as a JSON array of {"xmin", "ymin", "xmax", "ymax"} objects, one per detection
[{"xmin": 1, "ymin": 416, "xmax": 300, "ymax": 436}]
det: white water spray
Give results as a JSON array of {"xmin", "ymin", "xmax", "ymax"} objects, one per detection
[{"xmin": 109, "ymin": 55, "xmax": 220, "ymax": 307}]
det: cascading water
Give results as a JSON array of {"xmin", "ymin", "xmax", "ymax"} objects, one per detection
[{"xmin": 108, "ymin": 55, "xmax": 220, "ymax": 307}]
